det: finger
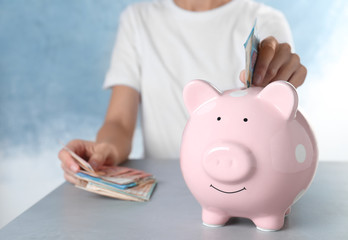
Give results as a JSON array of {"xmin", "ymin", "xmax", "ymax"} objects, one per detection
[
  {"xmin": 65, "ymin": 139, "xmax": 85, "ymax": 155},
  {"xmin": 58, "ymin": 149, "xmax": 80, "ymax": 173},
  {"xmin": 262, "ymin": 43, "xmax": 292, "ymax": 86},
  {"xmin": 66, "ymin": 139, "xmax": 93, "ymax": 159},
  {"xmin": 271, "ymin": 53, "xmax": 300, "ymax": 83},
  {"xmin": 253, "ymin": 36, "xmax": 277, "ymax": 86},
  {"xmin": 239, "ymin": 69, "xmax": 246, "ymax": 84},
  {"xmin": 88, "ymin": 153, "xmax": 105, "ymax": 170},
  {"xmin": 61, "ymin": 162, "xmax": 78, "ymax": 177},
  {"xmin": 64, "ymin": 172, "xmax": 78, "ymax": 185},
  {"xmin": 288, "ymin": 65, "xmax": 307, "ymax": 88},
  {"xmin": 88, "ymin": 143, "xmax": 116, "ymax": 170}
]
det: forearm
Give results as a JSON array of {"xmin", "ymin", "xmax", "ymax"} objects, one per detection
[{"xmin": 96, "ymin": 121, "xmax": 134, "ymax": 165}]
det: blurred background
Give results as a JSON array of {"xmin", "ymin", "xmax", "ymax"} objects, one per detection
[{"xmin": 0, "ymin": 0, "xmax": 347, "ymax": 229}]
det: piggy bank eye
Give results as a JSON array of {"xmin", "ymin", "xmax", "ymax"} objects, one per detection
[
  {"xmin": 217, "ymin": 117, "xmax": 221, "ymax": 121},
  {"xmin": 243, "ymin": 118, "xmax": 248, "ymax": 122}
]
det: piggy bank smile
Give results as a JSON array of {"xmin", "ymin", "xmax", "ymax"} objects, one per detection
[{"xmin": 210, "ymin": 184, "xmax": 246, "ymax": 194}]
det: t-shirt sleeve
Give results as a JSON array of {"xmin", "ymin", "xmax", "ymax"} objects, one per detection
[
  {"xmin": 256, "ymin": 7, "xmax": 295, "ymax": 51},
  {"xmin": 103, "ymin": 6, "xmax": 141, "ymax": 91}
]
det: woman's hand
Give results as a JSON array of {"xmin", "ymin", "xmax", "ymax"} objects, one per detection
[
  {"xmin": 240, "ymin": 36, "xmax": 307, "ymax": 88},
  {"xmin": 58, "ymin": 139, "xmax": 119, "ymax": 184},
  {"xmin": 58, "ymin": 86, "xmax": 140, "ymax": 184}
]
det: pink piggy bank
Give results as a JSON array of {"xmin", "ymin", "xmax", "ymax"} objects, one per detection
[{"xmin": 180, "ymin": 80, "xmax": 318, "ymax": 231}]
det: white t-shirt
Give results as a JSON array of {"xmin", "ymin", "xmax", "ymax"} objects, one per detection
[{"xmin": 103, "ymin": 0, "xmax": 293, "ymax": 159}]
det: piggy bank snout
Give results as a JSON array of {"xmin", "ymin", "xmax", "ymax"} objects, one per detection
[{"xmin": 203, "ymin": 142, "xmax": 254, "ymax": 183}]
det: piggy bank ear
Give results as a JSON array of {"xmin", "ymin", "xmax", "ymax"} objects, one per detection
[
  {"xmin": 183, "ymin": 80, "xmax": 221, "ymax": 114},
  {"xmin": 257, "ymin": 81, "xmax": 298, "ymax": 120}
]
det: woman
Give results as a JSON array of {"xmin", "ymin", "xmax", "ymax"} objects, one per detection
[{"xmin": 59, "ymin": 0, "xmax": 306, "ymax": 184}]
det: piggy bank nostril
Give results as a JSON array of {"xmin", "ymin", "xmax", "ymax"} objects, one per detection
[{"xmin": 215, "ymin": 159, "xmax": 233, "ymax": 168}]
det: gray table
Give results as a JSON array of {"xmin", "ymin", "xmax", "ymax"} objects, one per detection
[{"xmin": 1, "ymin": 160, "xmax": 347, "ymax": 240}]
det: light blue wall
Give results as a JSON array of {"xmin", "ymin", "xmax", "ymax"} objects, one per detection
[
  {"xmin": 260, "ymin": 0, "xmax": 341, "ymax": 65},
  {"xmin": 0, "ymin": 0, "xmax": 346, "ymax": 158},
  {"xmin": 0, "ymin": 0, "xmax": 147, "ymax": 155}
]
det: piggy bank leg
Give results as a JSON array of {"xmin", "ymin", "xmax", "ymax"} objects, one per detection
[
  {"xmin": 202, "ymin": 208, "xmax": 229, "ymax": 227},
  {"xmin": 252, "ymin": 214, "xmax": 285, "ymax": 231}
]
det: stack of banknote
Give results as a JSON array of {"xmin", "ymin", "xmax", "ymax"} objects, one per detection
[
  {"xmin": 63, "ymin": 145, "xmax": 157, "ymax": 202},
  {"xmin": 244, "ymin": 20, "xmax": 260, "ymax": 88}
]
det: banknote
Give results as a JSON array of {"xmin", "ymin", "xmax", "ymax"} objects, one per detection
[
  {"xmin": 75, "ymin": 178, "xmax": 156, "ymax": 202},
  {"xmin": 244, "ymin": 20, "xmax": 260, "ymax": 88},
  {"xmin": 76, "ymin": 172, "xmax": 138, "ymax": 190},
  {"xmin": 75, "ymin": 172, "xmax": 157, "ymax": 202},
  {"xmin": 62, "ymin": 143, "xmax": 157, "ymax": 201}
]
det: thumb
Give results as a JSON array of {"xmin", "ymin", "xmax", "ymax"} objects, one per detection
[
  {"xmin": 88, "ymin": 152, "xmax": 106, "ymax": 171},
  {"xmin": 239, "ymin": 69, "xmax": 246, "ymax": 84}
]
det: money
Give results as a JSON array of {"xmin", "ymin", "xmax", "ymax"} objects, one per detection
[
  {"xmin": 244, "ymin": 20, "xmax": 260, "ymax": 88},
  {"xmin": 62, "ymin": 144, "xmax": 157, "ymax": 202}
]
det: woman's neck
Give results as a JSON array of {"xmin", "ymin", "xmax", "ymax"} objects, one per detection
[{"xmin": 174, "ymin": 0, "xmax": 233, "ymax": 11}]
